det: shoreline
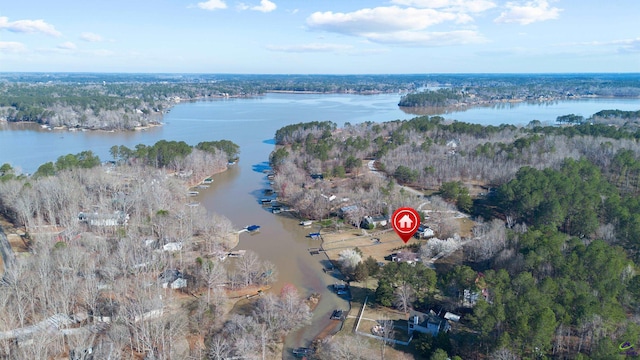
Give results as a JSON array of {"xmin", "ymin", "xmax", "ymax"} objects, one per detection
[
  {"xmin": 4, "ymin": 93, "xmax": 637, "ymax": 133},
  {"xmin": 399, "ymin": 94, "xmax": 640, "ymax": 116}
]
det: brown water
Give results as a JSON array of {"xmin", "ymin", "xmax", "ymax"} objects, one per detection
[{"xmin": 198, "ymin": 159, "xmax": 349, "ymax": 355}]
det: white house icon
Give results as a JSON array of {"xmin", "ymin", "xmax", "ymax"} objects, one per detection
[{"xmin": 398, "ymin": 214, "xmax": 414, "ymax": 229}]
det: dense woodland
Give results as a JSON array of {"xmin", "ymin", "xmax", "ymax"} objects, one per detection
[
  {"xmin": 268, "ymin": 108, "xmax": 640, "ymax": 359},
  {"xmin": 0, "ymin": 137, "xmax": 316, "ymax": 359}
]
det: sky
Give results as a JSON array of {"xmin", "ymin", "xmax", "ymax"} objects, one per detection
[{"xmin": 0, "ymin": 0, "xmax": 638, "ymax": 74}]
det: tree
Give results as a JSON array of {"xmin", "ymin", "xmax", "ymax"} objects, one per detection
[
  {"xmin": 363, "ymin": 256, "xmax": 380, "ymax": 277},
  {"xmin": 394, "ymin": 165, "xmax": 418, "ymax": 184},
  {"xmin": 430, "ymin": 348, "xmax": 450, "ymax": 360},
  {"xmin": 345, "ymin": 155, "xmax": 362, "ymax": 173},
  {"xmin": 269, "ymin": 147, "xmax": 289, "ymax": 169},
  {"xmin": 379, "ymin": 319, "xmax": 394, "ymax": 360},
  {"xmin": 338, "ymin": 248, "xmax": 362, "ymax": 277},
  {"xmin": 393, "ymin": 283, "xmax": 415, "ymax": 313},
  {"xmin": 353, "ymin": 262, "xmax": 369, "ymax": 282},
  {"xmin": 375, "ymin": 279, "xmax": 394, "ymax": 307},
  {"xmin": 33, "ymin": 162, "xmax": 56, "ymax": 178}
]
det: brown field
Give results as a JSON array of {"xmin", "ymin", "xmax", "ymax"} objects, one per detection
[{"xmin": 321, "ymin": 228, "xmax": 422, "ymax": 264}]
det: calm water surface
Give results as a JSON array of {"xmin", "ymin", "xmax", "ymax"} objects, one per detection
[{"xmin": 1, "ymin": 93, "xmax": 639, "ymax": 355}]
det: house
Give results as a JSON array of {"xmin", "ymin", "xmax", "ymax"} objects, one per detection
[
  {"xmin": 391, "ymin": 251, "xmax": 420, "ymax": 264},
  {"xmin": 78, "ymin": 211, "xmax": 129, "ymax": 227},
  {"xmin": 361, "ymin": 215, "xmax": 388, "ymax": 229},
  {"xmin": 415, "ymin": 225, "xmax": 435, "ymax": 239},
  {"xmin": 408, "ymin": 310, "xmax": 451, "ymax": 335},
  {"xmin": 162, "ymin": 242, "xmax": 183, "ymax": 252},
  {"xmin": 338, "ymin": 205, "xmax": 359, "ymax": 218},
  {"xmin": 158, "ymin": 269, "xmax": 187, "ymax": 289}
]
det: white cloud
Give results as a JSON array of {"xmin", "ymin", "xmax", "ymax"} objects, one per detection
[
  {"xmin": 266, "ymin": 43, "xmax": 353, "ymax": 53},
  {"xmin": 251, "ymin": 0, "xmax": 276, "ymax": 13},
  {"xmin": 391, "ymin": 0, "xmax": 496, "ymax": 13},
  {"xmin": 0, "ymin": 16, "xmax": 61, "ymax": 36},
  {"xmin": 197, "ymin": 0, "xmax": 227, "ymax": 11},
  {"xmin": 57, "ymin": 41, "xmax": 77, "ymax": 50},
  {"xmin": 494, "ymin": 0, "xmax": 561, "ymax": 25},
  {"xmin": 307, "ymin": 6, "xmax": 472, "ymax": 35},
  {"xmin": 366, "ymin": 30, "xmax": 486, "ymax": 46},
  {"xmin": 306, "ymin": 6, "xmax": 484, "ymax": 47},
  {"xmin": 80, "ymin": 32, "xmax": 104, "ymax": 42},
  {"xmin": 556, "ymin": 37, "xmax": 640, "ymax": 54},
  {"xmin": 0, "ymin": 41, "xmax": 27, "ymax": 53}
]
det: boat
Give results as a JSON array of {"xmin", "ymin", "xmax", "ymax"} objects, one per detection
[
  {"xmin": 300, "ymin": 220, "xmax": 313, "ymax": 226},
  {"xmin": 203, "ymin": 178, "xmax": 214, "ymax": 184},
  {"xmin": 246, "ymin": 225, "xmax": 260, "ymax": 232},
  {"xmin": 292, "ymin": 348, "xmax": 312, "ymax": 358},
  {"xmin": 330, "ymin": 309, "xmax": 345, "ymax": 320},
  {"xmin": 260, "ymin": 198, "xmax": 273, "ymax": 205},
  {"xmin": 188, "ymin": 191, "xmax": 199, "ymax": 196},
  {"xmin": 308, "ymin": 232, "xmax": 321, "ymax": 239}
]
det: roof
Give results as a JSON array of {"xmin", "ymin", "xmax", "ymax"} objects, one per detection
[{"xmin": 340, "ymin": 205, "xmax": 359, "ymax": 213}]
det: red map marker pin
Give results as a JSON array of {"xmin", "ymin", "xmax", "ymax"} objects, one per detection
[{"xmin": 391, "ymin": 207, "xmax": 420, "ymax": 243}]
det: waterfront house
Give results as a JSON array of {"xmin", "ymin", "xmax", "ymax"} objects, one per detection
[
  {"xmin": 361, "ymin": 215, "xmax": 388, "ymax": 229},
  {"xmin": 338, "ymin": 205, "xmax": 359, "ymax": 218}
]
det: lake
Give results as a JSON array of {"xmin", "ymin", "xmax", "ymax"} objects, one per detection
[{"xmin": 0, "ymin": 93, "xmax": 639, "ymax": 354}]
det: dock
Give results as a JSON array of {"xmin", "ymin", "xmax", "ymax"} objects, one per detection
[{"xmin": 228, "ymin": 250, "xmax": 246, "ymax": 258}]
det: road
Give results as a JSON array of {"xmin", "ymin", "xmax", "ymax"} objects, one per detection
[{"xmin": 367, "ymin": 160, "xmax": 424, "ymax": 197}]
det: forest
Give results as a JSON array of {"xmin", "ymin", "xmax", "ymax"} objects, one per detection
[
  {"xmin": 0, "ymin": 137, "xmax": 316, "ymax": 359},
  {"xmin": 267, "ymin": 108, "xmax": 640, "ymax": 359}
]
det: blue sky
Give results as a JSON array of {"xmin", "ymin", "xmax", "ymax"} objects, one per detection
[{"xmin": 0, "ymin": 0, "xmax": 638, "ymax": 73}]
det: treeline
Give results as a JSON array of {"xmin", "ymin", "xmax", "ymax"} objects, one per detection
[
  {"xmin": 557, "ymin": 109, "xmax": 640, "ymax": 125},
  {"xmin": 397, "ymin": 73, "xmax": 640, "ymax": 108},
  {"xmin": 30, "ymin": 139, "xmax": 238, "ymax": 182},
  {"xmin": 398, "ymin": 88, "xmax": 463, "ymax": 107},
  {"xmin": 0, "ymin": 81, "xmax": 258, "ymax": 130}
]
